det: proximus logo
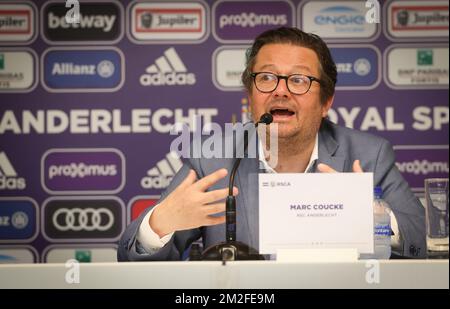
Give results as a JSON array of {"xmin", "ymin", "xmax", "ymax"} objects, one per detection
[
  {"xmin": 48, "ymin": 163, "xmax": 117, "ymax": 179},
  {"xmin": 219, "ymin": 13, "xmax": 287, "ymax": 28},
  {"xmin": 396, "ymin": 160, "xmax": 449, "ymax": 175}
]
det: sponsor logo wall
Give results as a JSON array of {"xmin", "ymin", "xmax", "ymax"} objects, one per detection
[{"xmin": 0, "ymin": 0, "xmax": 448, "ymax": 263}]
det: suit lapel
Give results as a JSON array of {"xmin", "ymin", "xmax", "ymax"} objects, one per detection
[{"xmin": 317, "ymin": 121, "xmax": 345, "ymax": 172}]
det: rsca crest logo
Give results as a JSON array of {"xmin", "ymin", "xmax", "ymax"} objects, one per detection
[
  {"xmin": 141, "ymin": 151, "xmax": 182, "ymax": 189},
  {"xmin": 140, "ymin": 48, "xmax": 196, "ymax": 86},
  {"xmin": 0, "ymin": 151, "xmax": 26, "ymax": 190}
]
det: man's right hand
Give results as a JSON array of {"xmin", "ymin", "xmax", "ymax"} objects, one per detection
[{"xmin": 149, "ymin": 168, "xmax": 238, "ymax": 238}]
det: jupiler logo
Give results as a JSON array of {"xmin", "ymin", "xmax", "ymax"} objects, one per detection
[
  {"xmin": 0, "ymin": 151, "xmax": 26, "ymax": 190},
  {"xmin": 140, "ymin": 47, "xmax": 196, "ymax": 86}
]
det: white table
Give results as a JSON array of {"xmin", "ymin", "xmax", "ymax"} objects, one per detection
[{"xmin": 0, "ymin": 260, "xmax": 448, "ymax": 289}]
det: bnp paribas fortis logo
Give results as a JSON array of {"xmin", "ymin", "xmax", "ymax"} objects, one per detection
[
  {"xmin": 75, "ymin": 250, "xmax": 91, "ymax": 263},
  {"xmin": 417, "ymin": 50, "xmax": 433, "ymax": 66}
]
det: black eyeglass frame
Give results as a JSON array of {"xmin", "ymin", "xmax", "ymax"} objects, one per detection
[{"xmin": 251, "ymin": 72, "xmax": 322, "ymax": 95}]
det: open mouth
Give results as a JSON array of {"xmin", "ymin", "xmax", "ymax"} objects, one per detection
[{"xmin": 270, "ymin": 108, "xmax": 295, "ymax": 117}]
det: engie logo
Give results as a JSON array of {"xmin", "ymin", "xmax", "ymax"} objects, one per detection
[
  {"xmin": 42, "ymin": 197, "xmax": 125, "ymax": 242},
  {"xmin": 42, "ymin": 47, "xmax": 124, "ymax": 92},
  {"xmin": 141, "ymin": 151, "xmax": 182, "ymax": 189},
  {"xmin": 213, "ymin": 0, "xmax": 293, "ymax": 43},
  {"xmin": 0, "ymin": 198, "xmax": 38, "ymax": 242},
  {"xmin": 41, "ymin": 148, "xmax": 125, "ymax": 194},
  {"xmin": 140, "ymin": 47, "xmax": 196, "ymax": 86},
  {"xmin": 42, "ymin": 0, "xmax": 123, "ymax": 44},
  {"xmin": 0, "ymin": 151, "xmax": 26, "ymax": 190},
  {"xmin": 301, "ymin": 1, "xmax": 379, "ymax": 41},
  {"xmin": 0, "ymin": 2, "xmax": 36, "ymax": 43},
  {"xmin": 394, "ymin": 145, "xmax": 449, "ymax": 192},
  {"xmin": 127, "ymin": 196, "xmax": 159, "ymax": 224},
  {"xmin": 129, "ymin": 1, "xmax": 208, "ymax": 43},
  {"xmin": 330, "ymin": 45, "xmax": 381, "ymax": 90},
  {"xmin": 386, "ymin": 0, "xmax": 449, "ymax": 40}
]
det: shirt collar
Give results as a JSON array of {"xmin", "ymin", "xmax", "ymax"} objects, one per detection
[{"xmin": 258, "ymin": 133, "xmax": 319, "ymax": 173}]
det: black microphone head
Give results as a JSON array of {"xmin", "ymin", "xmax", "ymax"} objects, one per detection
[{"xmin": 258, "ymin": 113, "xmax": 273, "ymax": 125}]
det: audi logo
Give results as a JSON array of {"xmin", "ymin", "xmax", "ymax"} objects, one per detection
[{"xmin": 52, "ymin": 208, "xmax": 114, "ymax": 231}]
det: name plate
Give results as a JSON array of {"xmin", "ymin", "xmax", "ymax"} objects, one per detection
[{"xmin": 258, "ymin": 173, "xmax": 374, "ymax": 254}]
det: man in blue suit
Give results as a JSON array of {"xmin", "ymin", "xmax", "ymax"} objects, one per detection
[{"xmin": 118, "ymin": 27, "xmax": 426, "ymax": 261}]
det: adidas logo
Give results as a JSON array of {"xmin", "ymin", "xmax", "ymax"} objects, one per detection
[
  {"xmin": 0, "ymin": 151, "xmax": 26, "ymax": 190},
  {"xmin": 141, "ymin": 151, "xmax": 183, "ymax": 189},
  {"xmin": 140, "ymin": 47, "xmax": 196, "ymax": 86}
]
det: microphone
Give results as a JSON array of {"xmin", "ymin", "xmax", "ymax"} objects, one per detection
[{"xmin": 201, "ymin": 113, "xmax": 273, "ymax": 262}]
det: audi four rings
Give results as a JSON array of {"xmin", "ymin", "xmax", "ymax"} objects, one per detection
[{"xmin": 52, "ymin": 208, "xmax": 115, "ymax": 231}]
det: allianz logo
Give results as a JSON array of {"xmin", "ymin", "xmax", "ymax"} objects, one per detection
[
  {"xmin": 51, "ymin": 60, "xmax": 115, "ymax": 78},
  {"xmin": 315, "ymin": 6, "xmax": 365, "ymax": 25},
  {"xmin": 141, "ymin": 151, "xmax": 182, "ymax": 189},
  {"xmin": 0, "ymin": 151, "xmax": 26, "ymax": 190},
  {"xmin": 219, "ymin": 13, "xmax": 287, "ymax": 28},
  {"xmin": 140, "ymin": 48, "xmax": 196, "ymax": 86},
  {"xmin": 0, "ymin": 211, "xmax": 28, "ymax": 229},
  {"xmin": 336, "ymin": 58, "xmax": 371, "ymax": 76},
  {"xmin": 48, "ymin": 163, "xmax": 117, "ymax": 179},
  {"xmin": 47, "ymin": 12, "xmax": 116, "ymax": 32},
  {"xmin": 396, "ymin": 160, "xmax": 449, "ymax": 175}
]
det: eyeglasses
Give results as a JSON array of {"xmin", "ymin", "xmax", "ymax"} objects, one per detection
[{"xmin": 251, "ymin": 72, "xmax": 322, "ymax": 95}]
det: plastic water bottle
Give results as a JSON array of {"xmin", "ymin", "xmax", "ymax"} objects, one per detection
[{"xmin": 372, "ymin": 186, "xmax": 392, "ymax": 259}]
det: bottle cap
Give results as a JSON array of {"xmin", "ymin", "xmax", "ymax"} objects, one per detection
[{"xmin": 374, "ymin": 186, "xmax": 383, "ymax": 199}]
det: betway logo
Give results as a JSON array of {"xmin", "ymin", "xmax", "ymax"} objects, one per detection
[
  {"xmin": 48, "ymin": 12, "xmax": 116, "ymax": 32},
  {"xmin": 396, "ymin": 160, "xmax": 449, "ymax": 175},
  {"xmin": 0, "ymin": 151, "xmax": 26, "ymax": 190},
  {"xmin": 141, "ymin": 151, "xmax": 182, "ymax": 189},
  {"xmin": 219, "ymin": 13, "xmax": 287, "ymax": 28},
  {"xmin": 140, "ymin": 48, "xmax": 196, "ymax": 86},
  {"xmin": 48, "ymin": 163, "xmax": 118, "ymax": 179}
]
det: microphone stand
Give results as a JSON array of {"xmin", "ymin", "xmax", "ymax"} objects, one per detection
[{"xmin": 201, "ymin": 114, "xmax": 273, "ymax": 262}]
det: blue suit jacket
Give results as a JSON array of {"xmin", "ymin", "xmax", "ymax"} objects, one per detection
[{"xmin": 118, "ymin": 120, "xmax": 426, "ymax": 261}]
